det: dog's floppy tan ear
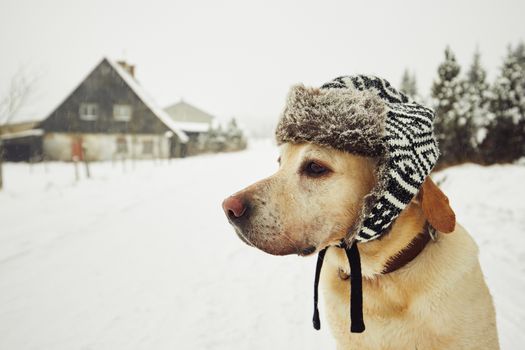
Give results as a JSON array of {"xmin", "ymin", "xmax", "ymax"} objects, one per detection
[{"xmin": 418, "ymin": 177, "xmax": 456, "ymax": 233}]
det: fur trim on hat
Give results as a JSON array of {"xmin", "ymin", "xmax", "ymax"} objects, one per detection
[{"xmin": 275, "ymin": 85, "xmax": 388, "ymax": 157}]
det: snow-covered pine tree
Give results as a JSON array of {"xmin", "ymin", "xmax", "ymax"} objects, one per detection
[
  {"xmin": 225, "ymin": 118, "xmax": 240, "ymax": 139},
  {"xmin": 455, "ymin": 49, "xmax": 491, "ymax": 162},
  {"xmin": 514, "ymin": 41, "xmax": 525, "ymax": 70},
  {"xmin": 465, "ymin": 49, "xmax": 490, "ymax": 110},
  {"xmin": 399, "ymin": 69, "xmax": 418, "ymax": 100},
  {"xmin": 431, "ymin": 47, "xmax": 463, "ymax": 167},
  {"xmin": 225, "ymin": 118, "xmax": 240, "ymax": 150},
  {"xmin": 513, "ymin": 41, "xmax": 525, "ymax": 157},
  {"xmin": 482, "ymin": 44, "xmax": 525, "ymax": 163}
]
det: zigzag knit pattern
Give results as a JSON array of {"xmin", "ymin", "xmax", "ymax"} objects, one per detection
[{"xmin": 322, "ymin": 75, "xmax": 439, "ymax": 242}]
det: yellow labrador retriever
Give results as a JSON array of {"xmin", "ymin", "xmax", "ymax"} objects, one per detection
[{"xmin": 223, "ymin": 142, "xmax": 499, "ymax": 349}]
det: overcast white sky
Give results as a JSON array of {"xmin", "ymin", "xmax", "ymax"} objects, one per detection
[{"xmin": 1, "ymin": 0, "xmax": 524, "ymax": 131}]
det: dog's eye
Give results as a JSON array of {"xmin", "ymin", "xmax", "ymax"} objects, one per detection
[{"xmin": 304, "ymin": 161, "xmax": 329, "ymax": 177}]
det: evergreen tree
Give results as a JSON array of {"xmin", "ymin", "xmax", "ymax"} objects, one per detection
[
  {"xmin": 513, "ymin": 41, "xmax": 525, "ymax": 156},
  {"xmin": 514, "ymin": 41, "xmax": 525, "ymax": 70},
  {"xmin": 482, "ymin": 45, "xmax": 525, "ymax": 163},
  {"xmin": 225, "ymin": 117, "xmax": 247, "ymax": 151},
  {"xmin": 399, "ymin": 69, "xmax": 418, "ymax": 99},
  {"xmin": 466, "ymin": 49, "xmax": 490, "ymax": 100},
  {"xmin": 456, "ymin": 49, "xmax": 491, "ymax": 162},
  {"xmin": 225, "ymin": 118, "xmax": 240, "ymax": 137},
  {"xmin": 431, "ymin": 47, "xmax": 463, "ymax": 166}
]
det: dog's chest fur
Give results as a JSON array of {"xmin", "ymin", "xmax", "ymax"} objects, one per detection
[{"xmin": 320, "ymin": 227, "xmax": 499, "ymax": 350}]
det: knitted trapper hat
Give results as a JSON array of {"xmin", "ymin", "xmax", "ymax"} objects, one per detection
[{"xmin": 275, "ymin": 75, "xmax": 439, "ymax": 243}]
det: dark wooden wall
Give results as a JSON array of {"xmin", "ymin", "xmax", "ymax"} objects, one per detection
[{"xmin": 39, "ymin": 59, "xmax": 170, "ymax": 136}]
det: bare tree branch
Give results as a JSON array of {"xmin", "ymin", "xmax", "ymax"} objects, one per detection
[
  {"xmin": 0, "ymin": 65, "xmax": 39, "ymax": 190},
  {"xmin": 0, "ymin": 66, "xmax": 39, "ymax": 128}
]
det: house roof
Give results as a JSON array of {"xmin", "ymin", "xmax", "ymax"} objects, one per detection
[
  {"xmin": 6, "ymin": 58, "xmax": 189, "ymax": 143},
  {"xmin": 0, "ymin": 114, "xmax": 41, "ymax": 126},
  {"xmin": 170, "ymin": 121, "xmax": 212, "ymax": 133},
  {"xmin": 164, "ymin": 100, "xmax": 215, "ymax": 133},
  {"xmin": 105, "ymin": 59, "xmax": 188, "ymax": 143}
]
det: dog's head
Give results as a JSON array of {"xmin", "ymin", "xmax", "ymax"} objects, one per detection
[
  {"xmin": 222, "ymin": 142, "xmax": 456, "ymax": 257},
  {"xmin": 222, "ymin": 142, "xmax": 377, "ymax": 256}
]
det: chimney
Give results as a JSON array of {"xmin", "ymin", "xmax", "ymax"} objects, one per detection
[{"xmin": 117, "ymin": 60, "xmax": 136, "ymax": 77}]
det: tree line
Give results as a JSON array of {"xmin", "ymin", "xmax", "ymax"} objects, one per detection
[
  {"xmin": 400, "ymin": 41, "xmax": 525, "ymax": 169},
  {"xmin": 202, "ymin": 118, "xmax": 247, "ymax": 153}
]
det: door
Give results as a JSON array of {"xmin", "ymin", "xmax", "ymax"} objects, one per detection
[{"xmin": 71, "ymin": 136, "xmax": 84, "ymax": 161}]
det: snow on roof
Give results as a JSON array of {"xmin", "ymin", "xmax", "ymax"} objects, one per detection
[
  {"xmin": 171, "ymin": 121, "xmax": 212, "ymax": 133},
  {"xmin": 1, "ymin": 97, "xmax": 53, "ymax": 126},
  {"xmin": 0, "ymin": 128, "xmax": 44, "ymax": 140},
  {"xmin": 106, "ymin": 59, "xmax": 188, "ymax": 143},
  {"xmin": 164, "ymin": 100, "xmax": 215, "ymax": 124},
  {"xmin": 3, "ymin": 116, "xmax": 41, "ymax": 125}
]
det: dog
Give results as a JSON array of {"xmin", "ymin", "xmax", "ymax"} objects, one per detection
[{"xmin": 222, "ymin": 142, "xmax": 499, "ymax": 349}]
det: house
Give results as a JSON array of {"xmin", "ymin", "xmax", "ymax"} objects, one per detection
[
  {"xmin": 164, "ymin": 100, "xmax": 216, "ymax": 155},
  {"xmin": 1, "ymin": 58, "xmax": 188, "ymax": 162}
]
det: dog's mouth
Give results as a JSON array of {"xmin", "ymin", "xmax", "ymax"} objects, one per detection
[
  {"xmin": 232, "ymin": 225, "xmax": 318, "ymax": 257},
  {"xmin": 232, "ymin": 227, "xmax": 255, "ymax": 247},
  {"xmin": 297, "ymin": 245, "xmax": 317, "ymax": 256}
]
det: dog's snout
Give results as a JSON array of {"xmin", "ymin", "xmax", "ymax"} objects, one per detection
[{"xmin": 222, "ymin": 195, "xmax": 248, "ymax": 220}]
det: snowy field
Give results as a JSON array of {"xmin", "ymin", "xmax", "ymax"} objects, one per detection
[{"xmin": 0, "ymin": 140, "xmax": 524, "ymax": 350}]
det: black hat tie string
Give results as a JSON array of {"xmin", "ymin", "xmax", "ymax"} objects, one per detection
[{"xmin": 312, "ymin": 241, "xmax": 365, "ymax": 333}]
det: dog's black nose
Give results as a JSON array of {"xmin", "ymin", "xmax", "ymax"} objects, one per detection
[{"xmin": 222, "ymin": 195, "xmax": 247, "ymax": 220}]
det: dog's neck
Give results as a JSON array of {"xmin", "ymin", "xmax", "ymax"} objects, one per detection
[{"xmin": 356, "ymin": 200, "xmax": 428, "ymax": 278}]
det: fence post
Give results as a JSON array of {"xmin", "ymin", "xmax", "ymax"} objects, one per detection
[
  {"xmin": 82, "ymin": 146, "xmax": 90, "ymax": 179},
  {"xmin": 73, "ymin": 156, "xmax": 80, "ymax": 181}
]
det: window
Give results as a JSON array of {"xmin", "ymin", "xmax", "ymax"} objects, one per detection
[
  {"xmin": 79, "ymin": 103, "xmax": 98, "ymax": 121},
  {"xmin": 142, "ymin": 140, "xmax": 153, "ymax": 155},
  {"xmin": 113, "ymin": 104, "xmax": 132, "ymax": 122}
]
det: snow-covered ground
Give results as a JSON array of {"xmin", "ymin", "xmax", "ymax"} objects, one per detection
[{"xmin": 0, "ymin": 140, "xmax": 523, "ymax": 350}]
